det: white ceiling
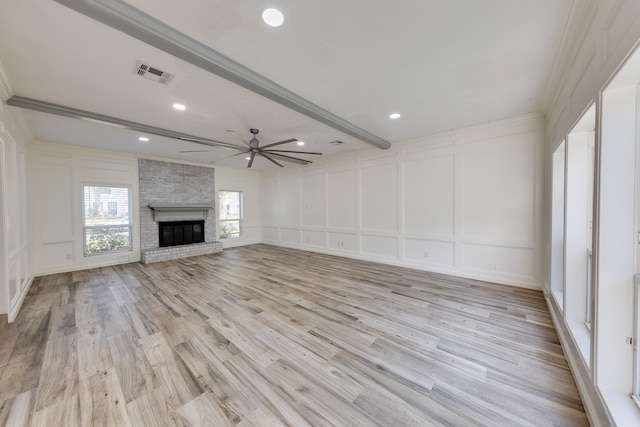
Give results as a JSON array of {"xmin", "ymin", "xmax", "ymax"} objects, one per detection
[{"xmin": 0, "ymin": 0, "xmax": 574, "ymax": 170}]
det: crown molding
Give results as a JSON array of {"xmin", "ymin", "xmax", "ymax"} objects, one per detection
[{"xmin": 541, "ymin": 0, "xmax": 600, "ymax": 113}]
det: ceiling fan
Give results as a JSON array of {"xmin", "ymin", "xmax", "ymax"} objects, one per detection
[
  {"xmin": 181, "ymin": 128, "xmax": 322, "ymax": 168},
  {"xmin": 5, "ymin": 96, "xmax": 321, "ymax": 168}
]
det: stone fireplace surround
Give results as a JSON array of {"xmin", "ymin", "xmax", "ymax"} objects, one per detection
[{"xmin": 138, "ymin": 159, "xmax": 222, "ymax": 263}]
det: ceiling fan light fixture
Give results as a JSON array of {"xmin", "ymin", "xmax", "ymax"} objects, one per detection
[{"xmin": 262, "ymin": 8, "xmax": 284, "ymax": 27}]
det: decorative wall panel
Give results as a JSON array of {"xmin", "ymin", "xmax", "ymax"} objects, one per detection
[
  {"xmin": 361, "ymin": 235, "xmax": 398, "ymax": 259},
  {"xmin": 328, "ymin": 170, "xmax": 357, "ymax": 229},
  {"xmin": 301, "ymin": 174, "xmax": 326, "ymax": 227},
  {"xmin": 361, "ymin": 164, "xmax": 398, "ymax": 233},
  {"xmin": 302, "ymin": 230, "xmax": 325, "ymax": 248},
  {"xmin": 403, "ymin": 238, "xmax": 455, "ymax": 267},
  {"xmin": 402, "ymin": 155, "xmax": 454, "ymax": 236},
  {"xmin": 262, "ymin": 114, "xmax": 544, "ymax": 288}
]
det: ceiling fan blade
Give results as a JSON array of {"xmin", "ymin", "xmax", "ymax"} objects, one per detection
[
  {"xmin": 247, "ymin": 152, "xmax": 257, "ymax": 168},
  {"xmin": 178, "ymin": 136, "xmax": 244, "ymax": 151},
  {"xmin": 264, "ymin": 152, "xmax": 312, "ymax": 165},
  {"xmin": 260, "ymin": 138, "xmax": 298, "ymax": 149},
  {"xmin": 260, "ymin": 152, "xmax": 284, "ymax": 167},
  {"xmin": 265, "ymin": 149, "xmax": 323, "ymax": 155},
  {"xmin": 207, "ymin": 150, "xmax": 250, "ymax": 164},
  {"xmin": 230, "ymin": 150, "xmax": 251, "ymax": 157},
  {"xmin": 227, "ymin": 130, "xmax": 252, "ymax": 148},
  {"xmin": 5, "ymin": 95, "xmax": 243, "ymax": 150}
]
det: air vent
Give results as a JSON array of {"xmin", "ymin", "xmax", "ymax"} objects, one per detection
[{"xmin": 134, "ymin": 61, "xmax": 174, "ymax": 85}]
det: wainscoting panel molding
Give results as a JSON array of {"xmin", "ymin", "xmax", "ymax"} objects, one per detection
[{"xmin": 262, "ymin": 114, "xmax": 544, "ymax": 289}]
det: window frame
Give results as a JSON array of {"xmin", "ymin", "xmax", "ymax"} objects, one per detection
[
  {"xmin": 218, "ymin": 190, "xmax": 243, "ymax": 239},
  {"xmin": 82, "ymin": 184, "xmax": 133, "ymax": 256},
  {"xmin": 634, "ymin": 274, "xmax": 640, "ymax": 403}
]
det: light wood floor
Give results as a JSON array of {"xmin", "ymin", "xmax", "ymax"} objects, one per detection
[{"xmin": 0, "ymin": 244, "xmax": 588, "ymax": 426}]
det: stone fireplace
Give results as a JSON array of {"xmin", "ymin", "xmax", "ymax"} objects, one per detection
[{"xmin": 139, "ymin": 159, "xmax": 222, "ymax": 263}]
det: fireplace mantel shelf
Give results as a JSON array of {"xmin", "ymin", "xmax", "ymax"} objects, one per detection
[
  {"xmin": 148, "ymin": 204, "xmax": 213, "ymax": 210},
  {"xmin": 148, "ymin": 204, "xmax": 213, "ymax": 222}
]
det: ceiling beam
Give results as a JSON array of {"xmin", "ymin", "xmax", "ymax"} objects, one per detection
[
  {"xmin": 53, "ymin": 0, "xmax": 392, "ymax": 150},
  {"xmin": 6, "ymin": 95, "xmax": 241, "ymax": 150}
]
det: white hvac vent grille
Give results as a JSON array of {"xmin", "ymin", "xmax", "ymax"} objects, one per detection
[{"xmin": 134, "ymin": 61, "xmax": 174, "ymax": 85}]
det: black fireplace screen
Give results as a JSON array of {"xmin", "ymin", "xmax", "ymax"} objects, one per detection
[{"xmin": 159, "ymin": 220, "xmax": 204, "ymax": 247}]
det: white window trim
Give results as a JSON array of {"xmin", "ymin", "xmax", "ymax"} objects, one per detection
[
  {"xmin": 634, "ymin": 274, "xmax": 640, "ymax": 400},
  {"xmin": 218, "ymin": 190, "xmax": 243, "ymax": 239},
  {"xmin": 82, "ymin": 184, "xmax": 133, "ymax": 256}
]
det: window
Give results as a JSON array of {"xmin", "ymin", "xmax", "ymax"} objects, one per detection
[
  {"xmin": 218, "ymin": 190, "xmax": 242, "ymax": 239},
  {"xmin": 82, "ymin": 185, "xmax": 132, "ymax": 255}
]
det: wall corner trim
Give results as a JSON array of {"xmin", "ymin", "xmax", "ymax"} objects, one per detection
[{"xmin": 8, "ymin": 275, "xmax": 34, "ymax": 322}]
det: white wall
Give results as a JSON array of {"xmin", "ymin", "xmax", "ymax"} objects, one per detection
[
  {"xmin": 30, "ymin": 141, "xmax": 140, "ymax": 275},
  {"xmin": 215, "ymin": 166, "xmax": 262, "ymax": 248},
  {"xmin": 0, "ymin": 64, "xmax": 32, "ymax": 321},
  {"xmin": 262, "ymin": 114, "xmax": 544, "ymax": 289}
]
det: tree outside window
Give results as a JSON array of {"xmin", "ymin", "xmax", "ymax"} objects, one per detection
[
  {"xmin": 83, "ymin": 185, "xmax": 132, "ymax": 255},
  {"xmin": 218, "ymin": 190, "xmax": 242, "ymax": 239}
]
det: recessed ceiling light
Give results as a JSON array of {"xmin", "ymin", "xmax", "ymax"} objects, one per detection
[
  {"xmin": 138, "ymin": 136, "xmax": 149, "ymax": 142},
  {"xmin": 246, "ymin": 156, "xmax": 251, "ymax": 160},
  {"xmin": 297, "ymin": 141, "xmax": 305, "ymax": 146},
  {"xmin": 172, "ymin": 103, "xmax": 186, "ymax": 111},
  {"xmin": 262, "ymin": 8, "xmax": 284, "ymax": 27},
  {"xmin": 389, "ymin": 113, "xmax": 401, "ymax": 119}
]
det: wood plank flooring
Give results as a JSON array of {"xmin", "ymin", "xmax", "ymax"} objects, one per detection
[{"xmin": 0, "ymin": 244, "xmax": 588, "ymax": 426}]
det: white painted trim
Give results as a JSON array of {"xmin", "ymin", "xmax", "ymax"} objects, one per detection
[
  {"xmin": 0, "ymin": 138, "xmax": 7, "ymax": 315},
  {"xmin": 7, "ymin": 276, "xmax": 33, "ymax": 323},
  {"xmin": 546, "ymin": 294, "xmax": 614, "ymax": 426},
  {"xmin": 634, "ymin": 274, "xmax": 640, "ymax": 397}
]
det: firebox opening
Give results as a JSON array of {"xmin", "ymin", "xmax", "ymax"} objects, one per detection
[{"xmin": 159, "ymin": 220, "xmax": 205, "ymax": 247}]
